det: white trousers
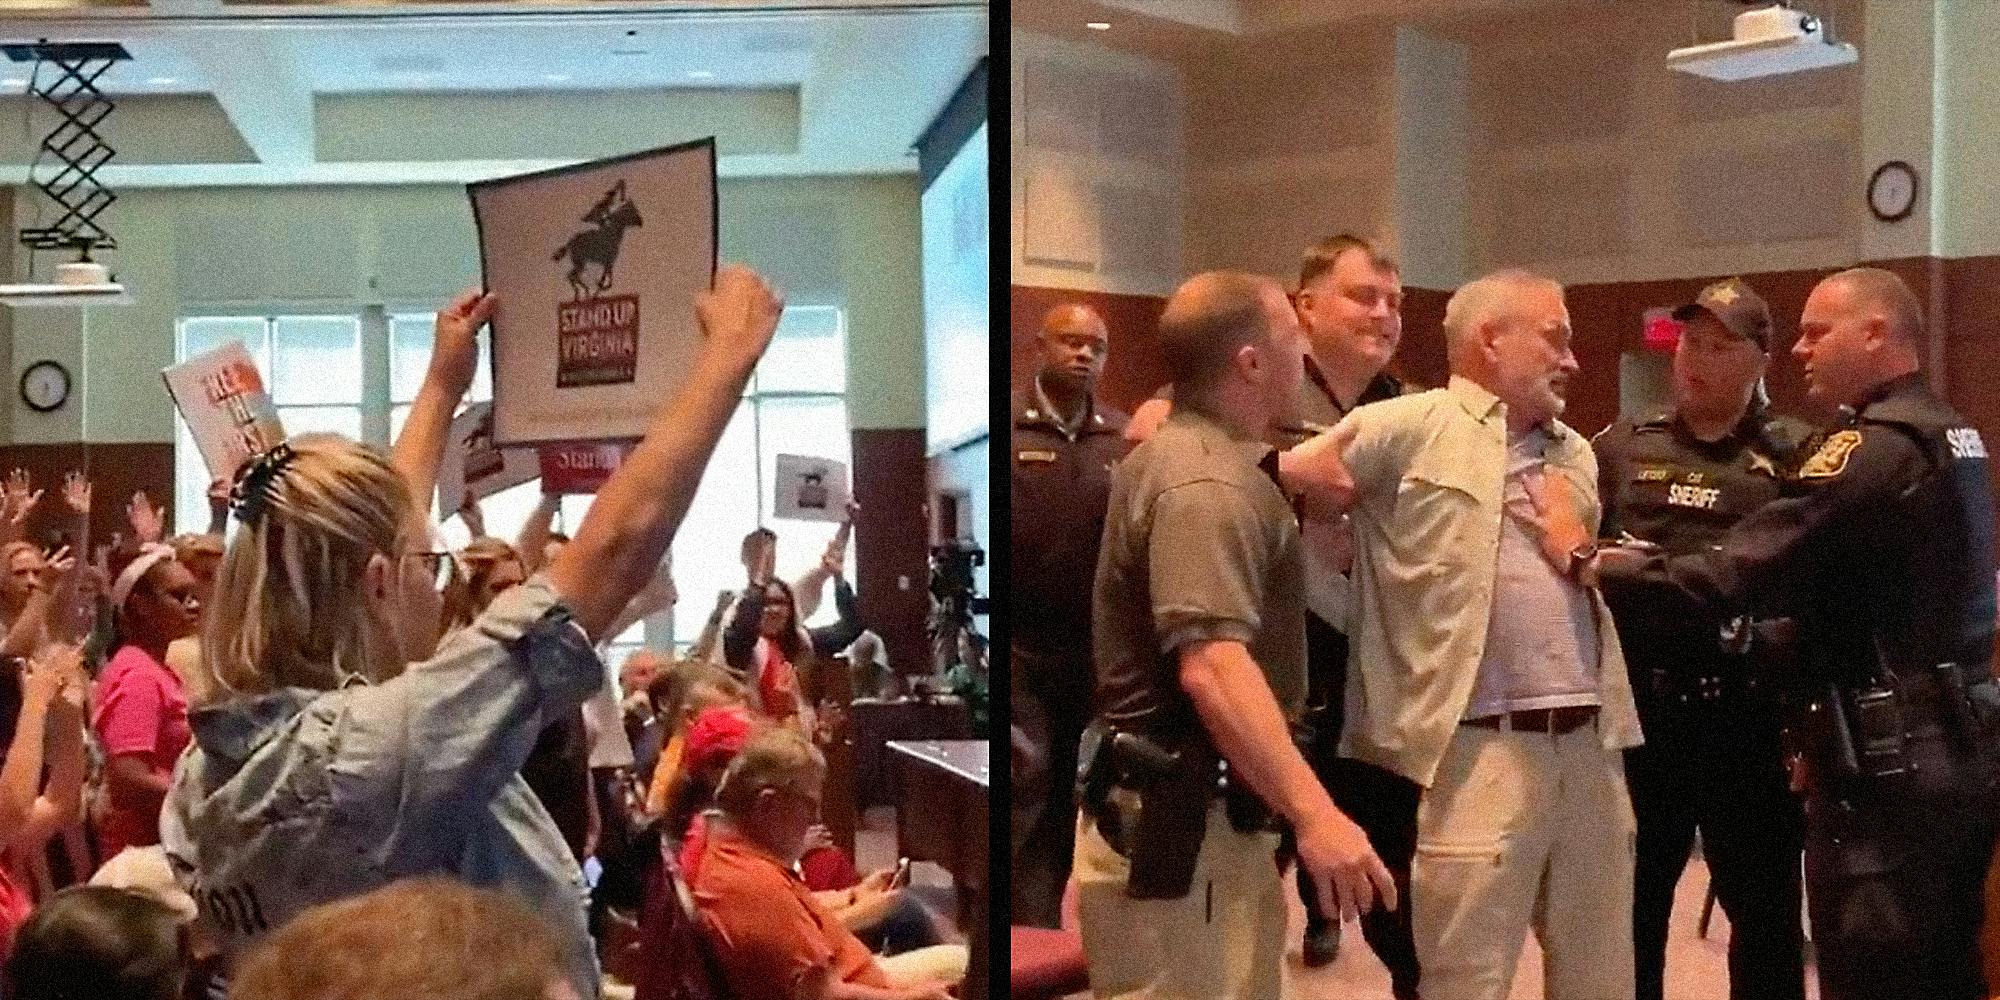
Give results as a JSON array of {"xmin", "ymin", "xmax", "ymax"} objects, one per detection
[
  {"xmin": 1074, "ymin": 805, "xmax": 1286, "ymax": 1000},
  {"xmin": 1413, "ymin": 720, "xmax": 1637, "ymax": 1000}
]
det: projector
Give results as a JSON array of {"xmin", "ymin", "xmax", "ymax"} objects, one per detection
[
  {"xmin": 1667, "ymin": 4, "xmax": 1858, "ymax": 81},
  {"xmin": 0, "ymin": 258, "xmax": 129, "ymax": 308}
]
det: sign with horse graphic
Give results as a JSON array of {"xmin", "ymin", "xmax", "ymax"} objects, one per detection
[{"xmin": 470, "ymin": 137, "xmax": 716, "ymax": 445}]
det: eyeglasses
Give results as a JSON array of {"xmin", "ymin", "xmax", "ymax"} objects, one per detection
[{"xmin": 403, "ymin": 550, "xmax": 453, "ymax": 591}]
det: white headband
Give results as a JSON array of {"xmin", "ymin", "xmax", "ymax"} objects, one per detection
[{"xmin": 110, "ymin": 544, "xmax": 177, "ymax": 609}]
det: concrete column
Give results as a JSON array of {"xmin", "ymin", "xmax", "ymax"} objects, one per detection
[
  {"xmin": 358, "ymin": 304, "xmax": 391, "ymax": 449},
  {"xmin": 1392, "ymin": 26, "xmax": 1472, "ymax": 291},
  {"xmin": 1933, "ymin": 0, "xmax": 2000, "ymax": 260},
  {"xmin": 1858, "ymin": 0, "xmax": 1939, "ymax": 264}
]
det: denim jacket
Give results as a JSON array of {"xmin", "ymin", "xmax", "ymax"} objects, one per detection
[{"xmin": 160, "ymin": 577, "xmax": 606, "ymax": 999}]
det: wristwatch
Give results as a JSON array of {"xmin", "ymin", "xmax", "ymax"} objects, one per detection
[{"xmin": 1566, "ymin": 542, "xmax": 1599, "ymax": 583}]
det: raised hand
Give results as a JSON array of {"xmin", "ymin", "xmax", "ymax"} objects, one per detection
[
  {"xmin": 60, "ymin": 472, "xmax": 90, "ymax": 516},
  {"xmin": 822, "ymin": 507, "xmax": 857, "ymax": 574},
  {"xmin": 126, "ymin": 491, "xmax": 165, "ymax": 545},
  {"xmin": 19, "ymin": 646, "xmax": 63, "ymax": 710},
  {"xmin": 457, "ymin": 496, "xmax": 487, "ymax": 539},
  {"xmin": 432, "ymin": 289, "xmax": 497, "ymax": 399},
  {"xmin": 747, "ymin": 532, "xmax": 777, "ymax": 586},
  {"xmin": 207, "ymin": 478, "xmax": 231, "ymax": 522},
  {"xmin": 36, "ymin": 546, "xmax": 74, "ymax": 592},
  {"xmin": 30, "ymin": 642, "xmax": 85, "ymax": 710},
  {"xmin": 5, "ymin": 470, "xmax": 43, "ymax": 526},
  {"xmin": 694, "ymin": 265, "xmax": 784, "ymax": 369}
]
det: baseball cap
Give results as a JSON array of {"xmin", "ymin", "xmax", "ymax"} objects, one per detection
[
  {"xmin": 1671, "ymin": 278, "xmax": 1772, "ymax": 350},
  {"xmin": 685, "ymin": 705, "xmax": 756, "ymax": 778}
]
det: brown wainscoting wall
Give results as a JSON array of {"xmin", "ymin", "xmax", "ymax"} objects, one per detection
[
  {"xmin": 0, "ymin": 443, "xmax": 175, "ymax": 553},
  {"xmin": 850, "ymin": 427, "xmax": 932, "ymax": 677},
  {"xmin": 1011, "ymin": 286, "xmax": 1171, "ymax": 416},
  {"xmin": 1018, "ymin": 259, "xmax": 2000, "ymax": 551},
  {"xmin": 1016, "ymin": 255, "xmax": 1977, "ymax": 440},
  {"xmin": 1010, "ymin": 283, "xmax": 1447, "ymax": 417}
]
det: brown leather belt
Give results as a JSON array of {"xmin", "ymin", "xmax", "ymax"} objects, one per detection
[{"xmin": 1463, "ymin": 705, "xmax": 1600, "ymax": 735}]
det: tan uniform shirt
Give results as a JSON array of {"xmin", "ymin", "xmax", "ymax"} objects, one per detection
[{"xmin": 1093, "ymin": 409, "xmax": 1307, "ymax": 727}]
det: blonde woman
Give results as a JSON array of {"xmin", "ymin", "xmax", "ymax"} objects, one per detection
[{"xmin": 160, "ymin": 265, "xmax": 784, "ymax": 1000}]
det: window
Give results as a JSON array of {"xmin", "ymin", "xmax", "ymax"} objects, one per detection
[
  {"xmin": 173, "ymin": 305, "xmax": 852, "ymax": 653},
  {"xmin": 388, "ymin": 311, "xmax": 492, "ymax": 444},
  {"xmin": 668, "ymin": 306, "xmax": 852, "ymax": 648},
  {"xmin": 173, "ymin": 315, "xmax": 362, "ymax": 536}
]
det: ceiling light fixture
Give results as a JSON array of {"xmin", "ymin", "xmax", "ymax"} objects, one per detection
[
  {"xmin": 1086, "ymin": 21, "xmax": 1111, "ymax": 30},
  {"xmin": 543, "ymin": 73, "xmax": 571, "ymax": 82},
  {"xmin": 687, "ymin": 69, "xmax": 715, "ymax": 80},
  {"xmin": 146, "ymin": 76, "xmax": 176, "ymax": 86}
]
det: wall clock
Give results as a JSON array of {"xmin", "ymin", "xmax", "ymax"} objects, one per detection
[
  {"xmin": 19, "ymin": 360, "xmax": 70, "ymax": 413},
  {"xmin": 1868, "ymin": 160, "xmax": 1918, "ymax": 223}
]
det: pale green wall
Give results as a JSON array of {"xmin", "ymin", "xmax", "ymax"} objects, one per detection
[
  {"xmin": 1934, "ymin": 1, "xmax": 2000, "ymax": 260},
  {"xmin": 7, "ymin": 173, "xmax": 925, "ymax": 444}
]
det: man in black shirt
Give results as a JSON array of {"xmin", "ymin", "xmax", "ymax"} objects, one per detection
[
  {"xmin": 1586, "ymin": 268, "xmax": 2000, "ymax": 1000},
  {"xmin": 1592, "ymin": 279, "xmax": 1810, "ymax": 1000},
  {"xmin": 1010, "ymin": 302, "xmax": 1129, "ymax": 928},
  {"xmin": 1279, "ymin": 235, "xmax": 1424, "ymax": 987}
]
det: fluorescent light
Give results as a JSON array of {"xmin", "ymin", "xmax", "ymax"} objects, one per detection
[
  {"xmin": 1, "ymin": 79, "xmax": 23, "ymax": 87},
  {"xmin": 687, "ymin": 69, "xmax": 715, "ymax": 80},
  {"xmin": 543, "ymin": 73, "xmax": 571, "ymax": 82},
  {"xmin": 1086, "ymin": 21, "xmax": 1111, "ymax": 30},
  {"xmin": 147, "ymin": 76, "xmax": 177, "ymax": 86}
]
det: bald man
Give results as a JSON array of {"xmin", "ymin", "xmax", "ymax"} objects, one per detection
[
  {"xmin": 1074, "ymin": 272, "xmax": 1388, "ymax": 999},
  {"xmin": 1588, "ymin": 268, "xmax": 2000, "ymax": 1000},
  {"xmin": 1010, "ymin": 301, "xmax": 1130, "ymax": 928}
]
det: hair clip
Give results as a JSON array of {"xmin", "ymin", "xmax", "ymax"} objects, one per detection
[{"xmin": 230, "ymin": 442, "xmax": 298, "ymax": 526}]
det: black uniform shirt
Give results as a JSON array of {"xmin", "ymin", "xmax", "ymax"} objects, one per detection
[
  {"xmin": 1593, "ymin": 404, "xmax": 1811, "ymax": 675},
  {"xmin": 1604, "ymin": 373, "xmax": 1997, "ymax": 687},
  {"xmin": 1009, "ymin": 380, "xmax": 1130, "ymax": 657}
]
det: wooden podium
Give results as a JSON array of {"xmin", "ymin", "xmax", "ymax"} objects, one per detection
[{"xmin": 889, "ymin": 740, "xmax": 989, "ymax": 1000}]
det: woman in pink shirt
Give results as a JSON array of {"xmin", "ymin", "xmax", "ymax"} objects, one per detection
[{"xmin": 92, "ymin": 544, "xmax": 201, "ymax": 859}]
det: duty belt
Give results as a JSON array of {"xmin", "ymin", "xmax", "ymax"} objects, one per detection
[
  {"xmin": 1647, "ymin": 666, "xmax": 1765, "ymax": 707},
  {"xmin": 1886, "ymin": 661, "xmax": 1996, "ymax": 721}
]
